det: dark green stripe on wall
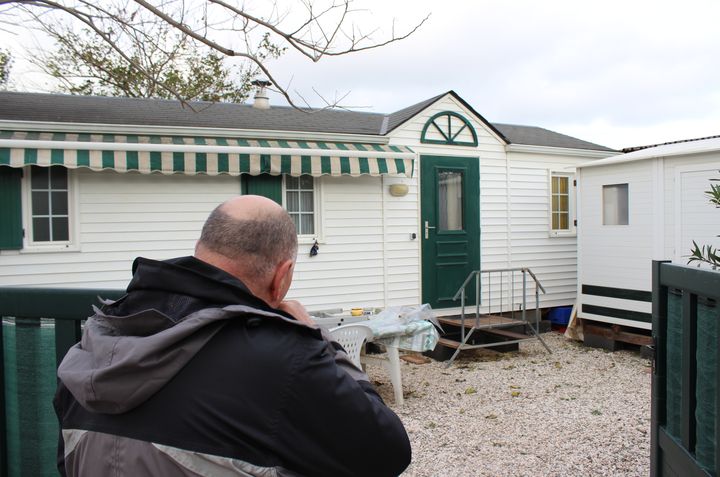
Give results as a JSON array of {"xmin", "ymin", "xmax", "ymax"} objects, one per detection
[
  {"xmin": 582, "ymin": 284, "xmax": 652, "ymax": 302},
  {"xmin": 582, "ymin": 304, "xmax": 652, "ymax": 323}
]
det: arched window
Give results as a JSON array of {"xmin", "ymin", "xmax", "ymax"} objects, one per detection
[{"xmin": 420, "ymin": 111, "xmax": 478, "ymax": 146}]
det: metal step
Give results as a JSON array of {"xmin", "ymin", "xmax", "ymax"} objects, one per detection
[
  {"xmin": 482, "ymin": 328, "xmax": 530, "ymax": 341},
  {"xmin": 437, "ymin": 314, "xmax": 527, "ymax": 330},
  {"xmin": 437, "ymin": 337, "xmax": 463, "ymax": 349}
]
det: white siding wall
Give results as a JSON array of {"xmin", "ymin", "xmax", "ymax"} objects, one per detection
[
  {"xmin": 1, "ymin": 170, "xmax": 417, "ymax": 311},
  {"xmin": 577, "ymin": 160, "xmax": 655, "ymax": 329},
  {"xmin": 578, "ymin": 160, "xmax": 655, "ymax": 291},
  {"xmin": 0, "ymin": 168, "xmax": 241, "ymax": 288},
  {"xmin": 287, "ymin": 174, "xmax": 422, "ymax": 310},
  {"xmin": 288, "ymin": 175, "xmax": 386, "ymax": 310},
  {"xmin": 507, "ymin": 152, "xmax": 590, "ymax": 308}
]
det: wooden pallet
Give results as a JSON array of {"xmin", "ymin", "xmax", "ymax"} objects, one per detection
[{"xmin": 582, "ymin": 319, "xmax": 652, "ymax": 354}]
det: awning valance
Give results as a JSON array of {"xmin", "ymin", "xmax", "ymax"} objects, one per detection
[{"xmin": 0, "ymin": 131, "xmax": 415, "ymax": 177}]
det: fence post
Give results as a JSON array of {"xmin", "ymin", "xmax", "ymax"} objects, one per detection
[
  {"xmin": 0, "ymin": 315, "xmax": 6, "ymax": 477},
  {"xmin": 650, "ymin": 260, "xmax": 669, "ymax": 477}
]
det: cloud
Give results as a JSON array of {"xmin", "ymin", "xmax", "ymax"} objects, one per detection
[{"xmin": 3, "ymin": 0, "xmax": 719, "ymax": 149}]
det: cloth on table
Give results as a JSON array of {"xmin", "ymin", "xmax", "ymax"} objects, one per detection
[{"xmin": 363, "ymin": 304, "xmax": 439, "ymax": 352}]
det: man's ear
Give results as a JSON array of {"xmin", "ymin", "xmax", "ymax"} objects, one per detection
[{"xmin": 269, "ymin": 259, "xmax": 294, "ymax": 305}]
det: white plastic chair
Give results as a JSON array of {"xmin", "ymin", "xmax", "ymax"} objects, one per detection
[
  {"xmin": 329, "ymin": 324, "xmax": 373, "ymax": 368},
  {"xmin": 330, "ymin": 324, "xmax": 405, "ymax": 406}
]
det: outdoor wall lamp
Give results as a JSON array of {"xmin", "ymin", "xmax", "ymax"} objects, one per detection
[{"xmin": 388, "ymin": 183, "xmax": 409, "ymax": 197}]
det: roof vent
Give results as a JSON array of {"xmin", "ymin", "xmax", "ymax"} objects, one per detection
[{"xmin": 251, "ymin": 79, "xmax": 272, "ymax": 110}]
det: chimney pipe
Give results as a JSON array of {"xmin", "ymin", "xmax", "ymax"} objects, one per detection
[{"xmin": 251, "ymin": 79, "xmax": 272, "ymax": 110}]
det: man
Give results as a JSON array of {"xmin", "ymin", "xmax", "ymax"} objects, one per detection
[{"xmin": 54, "ymin": 195, "xmax": 411, "ymax": 476}]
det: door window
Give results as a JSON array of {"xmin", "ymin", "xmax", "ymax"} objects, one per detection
[{"xmin": 438, "ymin": 170, "xmax": 463, "ymax": 231}]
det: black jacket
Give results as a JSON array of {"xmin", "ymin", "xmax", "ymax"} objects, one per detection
[{"xmin": 54, "ymin": 256, "xmax": 411, "ymax": 476}]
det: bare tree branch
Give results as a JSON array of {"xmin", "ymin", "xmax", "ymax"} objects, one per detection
[{"xmin": 2, "ymin": 0, "xmax": 428, "ymax": 110}]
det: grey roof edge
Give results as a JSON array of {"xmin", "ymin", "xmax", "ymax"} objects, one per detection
[{"xmin": 621, "ymin": 134, "xmax": 720, "ymax": 153}]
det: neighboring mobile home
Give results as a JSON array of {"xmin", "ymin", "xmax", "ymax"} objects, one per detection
[
  {"xmin": 0, "ymin": 90, "xmax": 614, "ymax": 314},
  {"xmin": 576, "ymin": 136, "xmax": 720, "ymax": 331}
]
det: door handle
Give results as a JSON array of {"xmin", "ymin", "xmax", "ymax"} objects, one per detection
[{"xmin": 424, "ymin": 221, "xmax": 436, "ymax": 239}]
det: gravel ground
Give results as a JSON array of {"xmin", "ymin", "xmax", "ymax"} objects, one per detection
[{"xmin": 366, "ymin": 332, "xmax": 652, "ymax": 477}]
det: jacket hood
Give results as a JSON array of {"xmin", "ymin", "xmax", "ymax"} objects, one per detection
[{"xmin": 57, "ymin": 256, "xmax": 315, "ymax": 414}]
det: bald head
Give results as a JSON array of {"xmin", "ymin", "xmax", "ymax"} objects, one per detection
[{"xmin": 196, "ymin": 195, "xmax": 298, "ymax": 280}]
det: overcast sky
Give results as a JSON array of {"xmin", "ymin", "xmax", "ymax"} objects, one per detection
[{"xmin": 3, "ymin": 0, "xmax": 719, "ymax": 150}]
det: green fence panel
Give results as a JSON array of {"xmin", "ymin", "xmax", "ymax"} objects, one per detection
[
  {"xmin": 3, "ymin": 319, "xmax": 59, "ymax": 477},
  {"xmin": 696, "ymin": 300, "xmax": 720, "ymax": 471},
  {"xmin": 0, "ymin": 287, "xmax": 125, "ymax": 476}
]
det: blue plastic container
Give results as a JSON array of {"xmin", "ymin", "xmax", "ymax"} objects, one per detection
[{"xmin": 548, "ymin": 306, "xmax": 572, "ymax": 325}]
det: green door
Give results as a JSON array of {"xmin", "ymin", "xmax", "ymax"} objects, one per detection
[{"xmin": 421, "ymin": 155, "xmax": 480, "ymax": 309}]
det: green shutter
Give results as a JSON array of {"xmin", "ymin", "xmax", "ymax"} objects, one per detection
[
  {"xmin": 241, "ymin": 174, "xmax": 283, "ymax": 205},
  {"xmin": 0, "ymin": 167, "xmax": 23, "ymax": 250}
]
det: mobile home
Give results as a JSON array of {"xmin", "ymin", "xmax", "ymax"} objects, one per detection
[
  {"xmin": 0, "ymin": 90, "xmax": 614, "ymax": 314},
  {"xmin": 576, "ymin": 136, "xmax": 720, "ymax": 331}
]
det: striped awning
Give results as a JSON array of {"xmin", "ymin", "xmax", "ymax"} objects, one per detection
[{"xmin": 0, "ymin": 131, "xmax": 415, "ymax": 177}]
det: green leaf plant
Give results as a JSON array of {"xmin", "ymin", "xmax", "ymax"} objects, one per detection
[{"xmin": 687, "ymin": 172, "xmax": 720, "ymax": 269}]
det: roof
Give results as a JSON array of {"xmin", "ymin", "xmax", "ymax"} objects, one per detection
[
  {"xmin": 0, "ymin": 91, "xmax": 386, "ymax": 135},
  {"xmin": 494, "ymin": 123, "xmax": 615, "ymax": 152},
  {"xmin": 0, "ymin": 91, "xmax": 613, "ymax": 151},
  {"xmin": 621, "ymin": 134, "xmax": 720, "ymax": 153},
  {"xmin": 578, "ymin": 136, "xmax": 720, "ymax": 169}
]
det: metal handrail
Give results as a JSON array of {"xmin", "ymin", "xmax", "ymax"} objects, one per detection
[
  {"xmin": 452, "ymin": 267, "xmax": 546, "ymax": 301},
  {"xmin": 446, "ymin": 267, "xmax": 551, "ymax": 365}
]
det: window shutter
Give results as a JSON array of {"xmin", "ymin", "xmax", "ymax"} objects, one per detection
[
  {"xmin": 0, "ymin": 167, "xmax": 23, "ymax": 250},
  {"xmin": 241, "ymin": 174, "xmax": 283, "ymax": 205}
]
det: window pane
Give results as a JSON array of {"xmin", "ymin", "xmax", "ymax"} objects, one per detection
[
  {"xmin": 286, "ymin": 176, "xmax": 299, "ymax": 189},
  {"xmin": 286, "ymin": 191, "xmax": 299, "ymax": 212},
  {"xmin": 552, "ymin": 195, "xmax": 559, "ymax": 211},
  {"xmin": 552, "ymin": 213, "xmax": 559, "ymax": 230},
  {"xmin": 291, "ymin": 214, "xmax": 300, "ymax": 232},
  {"xmin": 299, "ymin": 175, "xmax": 313, "ymax": 190},
  {"xmin": 33, "ymin": 217, "xmax": 50, "ymax": 242},
  {"xmin": 438, "ymin": 171, "xmax": 463, "ymax": 231},
  {"xmin": 300, "ymin": 214, "xmax": 314, "ymax": 235},
  {"xmin": 603, "ymin": 184, "xmax": 629, "ymax": 225},
  {"xmin": 559, "ymin": 177, "xmax": 568, "ymax": 194},
  {"xmin": 32, "ymin": 191, "xmax": 49, "ymax": 215},
  {"xmin": 559, "ymin": 195, "xmax": 568, "ymax": 212},
  {"xmin": 559, "ymin": 213, "xmax": 569, "ymax": 230},
  {"xmin": 300, "ymin": 191, "xmax": 313, "ymax": 212},
  {"xmin": 50, "ymin": 167, "xmax": 68, "ymax": 189},
  {"xmin": 52, "ymin": 217, "xmax": 69, "ymax": 241},
  {"xmin": 31, "ymin": 167, "xmax": 49, "ymax": 189},
  {"xmin": 52, "ymin": 191, "xmax": 69, "ymax": 215}
]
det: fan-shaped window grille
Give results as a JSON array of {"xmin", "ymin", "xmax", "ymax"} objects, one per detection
[{"xmin": 420, "ymin": 111, "xmax": 478, "ymax": 146}]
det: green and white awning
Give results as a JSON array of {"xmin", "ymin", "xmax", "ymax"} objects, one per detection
[{"xmin": 0, "ymin": 131, "xmax": 415, "ymax": 177}]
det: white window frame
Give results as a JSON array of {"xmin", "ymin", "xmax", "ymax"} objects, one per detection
[
  {"xmin": 548, "ymin": 171, "xmax": 576, "ymax": 237},
  {"xmin": 282, "ymin": 175, "xmax": 323, "ymax": 244},
  {"xmin": 21, "ymin": 166, "xmax": 80, "ymax": 252}
]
